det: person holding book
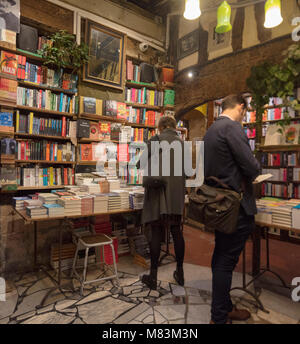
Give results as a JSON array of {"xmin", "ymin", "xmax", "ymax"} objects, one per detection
[
  {"xmin": 138, "ymin": 116, "xmax": 186, "ymax": 290},
  {"xmin": 204, "ymin": 94, "xmax": 260, "ymax": 324}
]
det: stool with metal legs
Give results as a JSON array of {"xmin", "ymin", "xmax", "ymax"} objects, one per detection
[{"xmin": 71, "ymin": 233, "xmax": 119, "ymax": 295}]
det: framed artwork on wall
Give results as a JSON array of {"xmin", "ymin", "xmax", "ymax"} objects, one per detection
[
  {"xmin": 83, "ymin": 19, "xmax": 125, "ymax": 90},
  {"xmin": 177, "ymin": 29, "xmax": 200, "ymax": 60}
]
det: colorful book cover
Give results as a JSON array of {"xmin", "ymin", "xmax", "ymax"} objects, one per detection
[
  {"xmin": 117, "ymin": 102, "xmax": 127, "ymax": 120},
  {"xmin": 0, "ymin": 51, "xmax": 17, "ymax": 76},
  {"xmin": 80, "ymin": 144, "xmax": 93, "ymax": 161}
]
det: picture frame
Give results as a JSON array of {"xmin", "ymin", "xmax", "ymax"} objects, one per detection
[
  {"xmin": 208, "ymin": 22, "xmax": 231, "ymax": 53},
  {"xmin": 177, "ymin": 29, "xmax": 199, "ymax": 60},
  {"xmin": 83, "ymin": 20, "xmax": 125, "ymax": 90}
]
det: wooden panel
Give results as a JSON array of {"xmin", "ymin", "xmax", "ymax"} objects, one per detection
[
  {"xmin": 232, "ymin": 2, "xmax": 245, "ymax": 52},
  {"xmin": 20, "ymin": 0, "xmax": 73, "ymax": 34},
  {"xmin": 255, "ymin": 2, "xmax": 272, "ymax": 43}
]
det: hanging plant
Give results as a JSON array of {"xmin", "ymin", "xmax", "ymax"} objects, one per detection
[{"xmin": 38, "ymin": 30, "xmax": 89, "ymax": 74}]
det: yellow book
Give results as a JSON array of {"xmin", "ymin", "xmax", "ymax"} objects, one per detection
[
  {"xmin": 50, "ymin": 167, "xmax": 54, "ymax": 186},
  {"xmin": 29, "ymin": 112, "xmax": 34, "ymax": 134},
  {"xmin": 79, "ymin": 96, "xmax": 84, "ymax": 114},
  {"xmin": 57, "ymin": 147, "xmax": 62, "ymax": 161},
  {"xmin": 96, "ymin": 99, "xmax": 103, "ymax": 116},
  {"xmin": 69, "ymin": 98, "xmax": 73, "ymax": 114},
  {"xmin": 16, "ymin": 110, "xmax": 19, "ymax": 132},
  {"xmin": 149, "ymin": 91, "xmax": 155, "ymax": 106}
]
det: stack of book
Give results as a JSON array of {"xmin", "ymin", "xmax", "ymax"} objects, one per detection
[
  {"xmin": 43, "ymin": 203, "xmax": 64, "ymax": 217},
  {"xmin": 57, "ymin": 196, "xmax": 81, "ymax": 216},
  {"xmin": 26, "ymin": 206, "xmax": 48, "ymax": 219},
  {"xmin": 90, "ymin": 215, "xmax": 112, "ymax": 235},
  {"xmin": 128, "ymin": 234, "xmax": 150, "ymax": 267},
  {"xmin": 79, "ymin": 195, "xmax": 94, "ymax": 215},
  {"xmin": 108, "ymin": 193, "xmax": 121, "ymax": 211},
  {"xmin": 92, "ymin": 193, "xmax": 109, "ymax": 213},
  {"xmin": 80, "ymin": 184, "xmax": 100, "ymax": 194},
  {"xmin": 112, "ymin": 223, "xmax": 130, "ymax": 256},
  {"xmin": 99, "ymin": 180, "xmax": 109, "ymax": 193},
  {"xmin": 129, "ymin": 191, "xmax": 144, "ymax": 209},
  {"xmin": 115, "ymin": 190, "xmax": 130, "ymax": 209},
  {"xmin": 50, "ymin": 243, "xmax": 76, "ymax": 271},
  {"xmin": 24, "ymin": 199, "xmax": 43, "ymax": 207},
  {"xmin": 38, "ymin": 193, "xmax": 59, "ymax": 204},
  {"xmin": 108, "ymin": 179, "xmax": 121, "ymax": 191},
  {"xmin": 13, "ymin": 197, "xmax": 30, "ymax": 211},
  {"xmin": 271, "ymin": 205, "xmax": 293, "ymax": 227}
]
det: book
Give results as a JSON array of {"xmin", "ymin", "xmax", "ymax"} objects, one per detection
[
  {"xmin": 89, "ymin": 122, "xmax": 100, "ymax": 140},
  {"xmin": 253, "ymin": 173, "xmax": 273, "ymax": 184},
  {"xmin": 0, "ymin": 51, "xmax": 17, "ymax": 77},
  {"xmin": 77, "ymin": 119, "xmax": 90, "ymax": 138}
]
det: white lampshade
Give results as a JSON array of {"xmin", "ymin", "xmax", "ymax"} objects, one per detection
[
  {"xmin": 184, "ymin": 0, "xmax": 201, "ymax": 20},
  {"xmin": 264, "ymin": 0, "xmax": 283, "ymax": 28}
]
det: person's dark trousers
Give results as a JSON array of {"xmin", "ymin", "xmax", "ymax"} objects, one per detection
[
  {"xmin": 149, "ymin": 216, "xmax": 185, "ymax": 270},
  {"xmin": 211, "ymin": 207, "xmax": 255, "ymax": 324}
]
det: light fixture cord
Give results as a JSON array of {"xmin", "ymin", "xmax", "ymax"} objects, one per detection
[{"xmin": 202, "ymin": 0, "xmax": 267, "ymax": 13}]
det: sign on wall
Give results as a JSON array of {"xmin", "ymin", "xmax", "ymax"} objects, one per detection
[
  {"xmin": 207, "ymin": 22, "xmax": 231, "ymax": 53},
  {"xmin": 177, "ymin": 29, "xmax": 200, "ymax": 60},
  {"xmin": 0, "ymin": 0, "xmax": 20, "ymax": 33}
]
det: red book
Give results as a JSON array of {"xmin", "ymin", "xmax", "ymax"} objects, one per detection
[
  {"xmin": 0, "ymin": 51, "xmax": 17, "ymax": 76},
  {"xmin": 72, "ymin": 168, "xmax": 75, "ymax": 185},
  {"xmin": 62, "ymin": 116, "xmax": 66, "ymax": 137},
  {"xmin": 63, "ymin": 168, "xmax": 67, "ymax": 185},
  {"xmin": 21, "ymin": 141, "xmax": 25, "ymax": 160},
  {"xmin": 17, "ymin": 55, "xmax": 22, "ymax": 79},
  {"xmin": 26, "ymin": 142, "xmax": 29, "ymax": 160}
]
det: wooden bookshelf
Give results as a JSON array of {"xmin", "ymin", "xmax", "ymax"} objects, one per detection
[
  {"xmin": 126, "ymin": 81, "xmax": 157, "ymax": 90},
  {"xmin": 18, "ymin": 81, "xmax": 76, "ymax": 96},
  {"xmin": 260, "ymin": 144, "xmax": 300, "ymax": 152},
  {"xmin": 16, "ymin": 105, "xmax": 75, "ymax": 118},
  {"xmin": 77, "ymin": 161, "xmax": 119, "ymax": 166},
  {"xmin": 125, "ymin": 102, "xmax": 161, "ymax": 111},
  {"xmin": 126, "ymin": 121, "xmax": 156, "ymax": 129},
  {"xmin": 78, "ymin": 138, "xmax": 119, "ymax": 144},
  {"xmin": 16, "ymin": 160, "xmax": 75, "ymax": 165},
  {"xmin": 17, "ymin": 185, "xmax": 67, "ymax": 191},
  {"xmin": 79, "ymin": 113, "xmax": 125, "ymax": 123},
  {"xmin": 14, "ymin": 133, "xmax": 71, "ymax": 141}
]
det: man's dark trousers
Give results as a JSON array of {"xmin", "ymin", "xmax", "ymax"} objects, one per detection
[{"xmin": 211, "ymin": 207, "xmax": 255, "ymax": 324}]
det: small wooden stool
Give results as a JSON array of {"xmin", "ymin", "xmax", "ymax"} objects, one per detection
[{"xmin": 71, "ymin": 233, "xmax": 119, "ymax": 295}]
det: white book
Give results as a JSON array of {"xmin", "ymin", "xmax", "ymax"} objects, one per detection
[{"xmin": 253, "ymin": 174, "xmax": 273, "ymax": 184}]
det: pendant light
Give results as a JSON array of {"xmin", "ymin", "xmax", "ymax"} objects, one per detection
[
  {"xmin": 264, "ymin": 0, "xmax": 283, "ymax": 28},
  {"xmin": 215, "ymin": 1, "xmax": 232, "ymax": 34},
  {"xmin": 184, "ymin": 0, "xmax": 201, "ymax": 20}
]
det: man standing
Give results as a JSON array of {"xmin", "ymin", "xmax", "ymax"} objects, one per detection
[{"xmin": 204, "ymin": 94, "xmax": 260, "ymax": 324}]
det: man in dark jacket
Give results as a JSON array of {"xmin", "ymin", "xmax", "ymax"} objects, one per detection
[
  {"xmin": 139, "ymin": 116, "xmax": 186, "ymax": 290},
  {"xmin": 204, "ymin": 94, "xmax": 260, "ymax": 324}
]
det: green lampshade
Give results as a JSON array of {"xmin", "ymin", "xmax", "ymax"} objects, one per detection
[{"xmin": 215, "ymin": 1, "xmax": 232, "ymax": 34}]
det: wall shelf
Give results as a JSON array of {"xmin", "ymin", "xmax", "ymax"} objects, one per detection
[
  {"xmin": 18, "ymin": 81, "xmax": 76, "ymax": 96},
  {"xmin": 16, "ymin": 160, "xmax": 75, "ymax": 165},
  {"xmin": 16, "ymin": 105, "xmax": 75, "ymax": 117},
  {"xmin": 15, "ymin": 133, "xmax": 71, "ymax": 141}
]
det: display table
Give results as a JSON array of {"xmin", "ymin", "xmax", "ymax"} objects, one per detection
[
  {"xmin": 230, "ymin": 221, "xmax": 299, "ymax": 312},
  {"xmin": 14, "ymin": 208, "xmax": 141, "ymax": 288}
]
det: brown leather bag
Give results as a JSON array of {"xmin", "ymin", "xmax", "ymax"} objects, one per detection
[{"xmin": 187, "ymin": 177, "xmax": 242, "ymax": 234}]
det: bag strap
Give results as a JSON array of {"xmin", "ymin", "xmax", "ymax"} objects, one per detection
[{"xmin": 205, "ymin": 176, "xmax": 230, "ymax": 190}]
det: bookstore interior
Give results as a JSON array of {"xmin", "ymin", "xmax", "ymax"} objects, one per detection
[{"xmin": 0, "ymin": 0, "xmax": 299, "ymax": 326}]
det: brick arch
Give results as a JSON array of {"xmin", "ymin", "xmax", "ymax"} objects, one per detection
[{"xmin": 175, "ymin": 35, "xmax": 293, "ymax": 121}]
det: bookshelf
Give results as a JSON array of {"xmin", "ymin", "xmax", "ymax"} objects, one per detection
[
  {"xmin": 15, "ymin": 160, "xmax": 75, "ymax": 165},
  {"xmin": 18, "ymin": 81, "xmax": 76, "ymax": 96},
  {"xmin": 15, "ymin": 106, "xmax": 75, "ymax": 118},
  {"xmin": 15, "ymin": 133, "xmax": 72, "ymax": 141}
]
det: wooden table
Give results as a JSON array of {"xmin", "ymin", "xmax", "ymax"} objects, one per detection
[{"xmin": 14, "ymin": 208, "xmax": 141, "ymax": 287}]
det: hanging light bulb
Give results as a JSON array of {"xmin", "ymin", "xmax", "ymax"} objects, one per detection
[
  {"xmin": 184, "ymin": 0, "xmax": 201, "ymax": 20},
  {"xmin": 264, "ymin": 0, "xmax": 283, "ymax": 28},
  {"xmin": 215, "ymin": 1, "xmax": 232, "ymax": 34}
]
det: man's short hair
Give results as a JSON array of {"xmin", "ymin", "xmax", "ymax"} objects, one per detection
[
  {"xmin": 222, "ymin": 94, "xmax": 247, "ymax": 111},
  {"xmin": 158, "ymin": 116, "xmax": 177, "ymax": 130}
]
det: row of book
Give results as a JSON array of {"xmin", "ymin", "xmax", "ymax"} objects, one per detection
[
  {"xmin": 244, "ymin": 128, "xmax": 256, "ymax": 139},
  {"xmin": 126, "ymin": 107, "xmax": 162, "ymax": 126},
  {"xmin": 0, "ymin": 77, "xmax": 17, "ymax": 104},
  {"xmin": 16, "ymin": 140, "xmax": 75, "ymax": 162},
  {"xmin": 0, "ymin": 50, "xmax": 78, "ymax": 91},
  {"xmin": 16, "ymin": 111, "xmax": 76, "ymax": 137},
  {"xmin": 260, "ymin": 152, "xmax": 300, "ymax": 167},
  {"xmin": 0, "ymin": 111, "xmax": 13, "ymax": 133},
  {"xmin": 125, "ymin": 87, "xmax": 164, "ymax": 107},
  {"xmin": 17, "ymin": 87, "xmax": 77, "ymax": 113},
  {"xmin": 261, "ymin": 183, "xmax": 300, "ymax": 199},
  {"xmin": 126, "ymin": 60, "xmax": 157, "ymax": 83},
  {"xmin": 16, "ymin": 166, "xmax": 75, "ymax": 187}
]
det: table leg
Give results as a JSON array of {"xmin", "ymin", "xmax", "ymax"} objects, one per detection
[
  {"xmin": 252, "ymin": 225, "xmax": 261, "ymax": 277},
  {"xmin": 34, "ymin": 221, "xmax": 37, "ymax": 267},
  {"xmin": 58, "ymin": 220, "xmax": 63, "ymax": 286}
]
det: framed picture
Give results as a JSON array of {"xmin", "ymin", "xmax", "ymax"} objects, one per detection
[
  {"xmin": 177, "ymin": 29, "xmax": 199, "ymax": 60},
  {"xmin": 83, "ymin": 20, "xmax": 125, "ymax": 90}
]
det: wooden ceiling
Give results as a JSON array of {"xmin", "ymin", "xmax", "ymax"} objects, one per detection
[{"xmin": 125, "ymin": 0, "xmax": 172, "ymax": 16}]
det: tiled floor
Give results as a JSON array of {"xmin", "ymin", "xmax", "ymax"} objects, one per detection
[{"xmin": 1, "ymin": 255, "xmax": 299, "ymax": 324}]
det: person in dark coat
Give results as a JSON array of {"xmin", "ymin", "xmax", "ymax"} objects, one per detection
[
  {"xmin": 204, "ymin": 94, "xmax": 260, "ymax": 324},
  {"xmin": 0, "ymin": 0, "xmax": 19, "ymax": 33},
  {"xmin": 138, "ymin": 116, "xmax": 186, "ymax": 290}
]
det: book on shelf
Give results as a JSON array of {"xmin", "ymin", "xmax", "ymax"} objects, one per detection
[
  {"xmin": 253, "ymin": 173, "xmax": 273, "ymax": 184},
  {"xmin": 264, "ymin": 123, "xmax": 300, "ymax": 146},
  {"xmin": 0, "ymin": 29, "xmax": 16, "ymax": 48},
  {"xmin": 16, "ymin": 86, "xmax": 77, "ymax": 113},
  {"xmin": 117, "ymin": 102, "xmax": 127, "ymax": 120},
  {"xmin": 79, "ymin": 96, "xmax": 103, "ymax": 115},
  {"xmin": 104, "ymin": 100, "xmax": 118, "ymax": 117},
  {"xmin": 0, "ymin": 165, "xmax": 17, "ymax": 189},
  {"xmin": 16, "ymin": 140, "xmax": 75, "ymax": 162},
  {"xmin": 125, "ymin": 87, "xmax": 164, "ymax": 107},
  {"xmin": 260, "ymin": 152, "xmax": 300, "ymax": 167},
  {"xmin": 126, "ymin": 106, "xmax": 162, "ymax": 126},
  {"xmin": 89, "ymin": 122, "xmax": 100, "ymax": 140},
  {"xmin": 16, "ymin": 166, "xmax": 75, "ymax": 187},
  {"xmin": 99, "ymin": 121, "xmax": 111, "ymax": 140},
  {"xmin": 0, "ymin": 138, "xmax": 16, "ymax": 163},
  {"xmin": 0, "ymin": 77, "xmax": 17, "ymax": 104},
  {"xmin": 0, "ymin": 110, "xmax": 14, "ymax": 133},
  {"xmin": 163, "ymin": 89, "xmax": 175, "ymax": 106},
  {"xmin": 0, "ymin": 50, "xmax": 17, "ymax": 77},
  {"xmin": 77, "ymin": 119, "xmax": 90, "ymax": 138}
]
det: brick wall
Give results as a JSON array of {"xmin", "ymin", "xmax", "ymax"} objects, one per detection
[{"xmin": 175, "ymin": 35, "xmax": 293, "ymax": 119}]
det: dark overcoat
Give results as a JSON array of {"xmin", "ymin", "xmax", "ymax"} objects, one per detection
[{"xmin": 139, "ymin": 128, "xmax": 186, "ymax": 224}]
